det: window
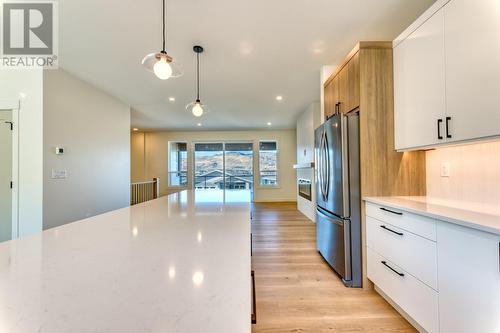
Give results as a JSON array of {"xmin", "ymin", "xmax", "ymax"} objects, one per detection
[
  {"xmin": 224, "ymin": 142, "xmax": 253, "ymax": 190},
  {"xmin": 259, "ymin": 141, "xmax": 278, "ymax": 186},
  {"xmin": 194, "ymin": 143, "xmax": 224, "ymax": 190},
  {"xmin": 168, "ymin": 142, "xmax": 187, "ymax": 186}
]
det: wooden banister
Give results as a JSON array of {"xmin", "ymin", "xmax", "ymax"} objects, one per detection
[{"xmin": 131, "ymin": 178, "xmax": 160, "ymax": 205}]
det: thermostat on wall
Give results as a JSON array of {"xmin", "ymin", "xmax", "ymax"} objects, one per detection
[{"xmin": 54, "ymin": 147, "xmax": 65, "ymax": 155}]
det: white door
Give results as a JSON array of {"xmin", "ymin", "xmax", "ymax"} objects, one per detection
[
  {"xmin": 444, "ymin": 0, "xmax": 500, "ymax": 142},
  {"xmin": 393, "ymin": 8, "xmax": 446, "ymax": 150},
  {"xmin": 0, "ymin": 110, "xmax": 13, "ymax": 242},
  {"xmin": 437, "ymin": 222, "xmax": 500, "ymax": 333}
]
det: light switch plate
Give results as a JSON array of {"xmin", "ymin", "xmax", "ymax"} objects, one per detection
[
  {"xmin": 51, "ymin": 169, "xmax": 68, "ymax": 179},
  {"xmin": 441, "ymin": 162, "xmax": 451, "ymax": 177}
]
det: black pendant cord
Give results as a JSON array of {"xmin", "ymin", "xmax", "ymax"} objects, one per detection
[
  {"xmin": 196, "ymin": 52, "xmax": 200, "ymax": 101},
  {"xmin": 162, "ymin": 0, "xmax": 166, "ymax": 53}
]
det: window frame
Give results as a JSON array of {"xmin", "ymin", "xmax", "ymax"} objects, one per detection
[
  {"xmin": 167, "ymin": 141, "xmax": 188, "ymax": 188},
  {"xmin": 257, "ymin": 140, "xmax": 280, "ymax": 188}
]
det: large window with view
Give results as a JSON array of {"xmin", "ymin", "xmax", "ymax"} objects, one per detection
[
  {"xmin": 168, "ymin": 142, "xmax": 187, "ymax": 187},
  {"xmin": 194, "ymin": 143, "xmax": 224, "ymax": 190},
  {"xmin": 259, "ymin": 141, "xmax": 278, "ymax": 186}
]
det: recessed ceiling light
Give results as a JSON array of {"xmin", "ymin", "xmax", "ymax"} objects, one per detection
[
  {"xmin": 276, "ymin": 95, "xmax": 283, "ymax": 101},
  {"xmin": 132, "ymin": 128, "xmax": 139, "ymax": 131},
  {"xmin": 267, "ymin": 122, "xmax": 272, "ymax": 126},
  {"xmin": 169, "ymin": 97, "xmax": 175, "ymax": 102},
  {"xmin": 197, "ymin": 123, "xmax": 202, "ymax": 127}
]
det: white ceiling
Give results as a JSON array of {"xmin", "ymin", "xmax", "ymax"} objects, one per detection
[{"xmin": 59, "ymin": 0, "xmax": 435, "ymax": 130}]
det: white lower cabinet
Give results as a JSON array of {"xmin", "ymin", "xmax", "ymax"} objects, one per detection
[
  {"xmin": 366, "ymin": 201, "xmax": 500, "ymax": 333},
  {"xmin": 437, "ymin": 222, "xmax": 500, "ymax": 333},
  {"xmin": 367, "ymin": 248, "xmax": 439, "ymax": 333},
  {"xmin": 367, "ymin": 216, "xmax": 438, "ymax": 290}
]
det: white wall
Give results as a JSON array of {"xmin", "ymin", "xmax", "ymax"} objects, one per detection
[
  {"xmin": 426, "ymin": 140, "xmax": 500, "ymax": 215},
  {"xmin": 131, "ymin": 129, "xmax": 297, "ymax": 202},
  {"xmin": 43, "ymin": 69, "xmax": 131, "ymax": 229},
  {"xmin": 296, "ymin": 102, "xmax": 321, "ymax": 221},
  {"xmin": 0, "ymin": 69, "xmax": 43, "ymax": 237}
]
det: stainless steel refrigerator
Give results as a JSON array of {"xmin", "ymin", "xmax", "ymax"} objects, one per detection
[{"xmin": 315, "ymin": 110, "xmax": 362, "ymax": 288}]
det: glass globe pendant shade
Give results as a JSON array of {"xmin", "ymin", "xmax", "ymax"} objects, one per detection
[
  {"xmin": 186, "ymin": 99, "xmax": 208, "ymax": 117},
  {"xmin": 142, "ymin": 52, "xmax": 183, "ymax": 79}
]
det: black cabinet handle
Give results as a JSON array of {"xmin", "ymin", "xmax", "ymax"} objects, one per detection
[
  {"xmin": 251, "ymin": 270, "xmax": 257, "ymax": 324},
  {"xmin": 446, "ymin": 117, "xmax": 452, "ymax": 139},
  {"xmin": 380, "ymin": 207, "xmax": 403, "ymax": 216},
  {"xmin": 437, "ymin": 119, "xmax": 443, "ymax": 140},
  {"xmin": 334, "ymin": 102, "xmax": 339, "ymax": 114},
  {"xmin": 381, "ymin": 261, "xmax": 405, "ymax": 277},
  {"xmin": 251, "ymin": 233, "xmax": 253, "ymax": 257},
  {"xmin": 380, "ymin": 225, "xmax": 404, "ymax": 236}
]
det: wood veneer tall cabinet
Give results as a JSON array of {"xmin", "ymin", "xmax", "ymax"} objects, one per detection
[{"xmin": 323, "ymin": 42, "xmax": 426, "ymax": 287}]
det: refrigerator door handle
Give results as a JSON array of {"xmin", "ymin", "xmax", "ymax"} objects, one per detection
[
  {"xmin": 318, "ymin": 131, "xmax": 323, "ymax": 200},
  {"xmin": 323, "ymin": 130, "xmax": 330, "ymax": 201},
  {"xmin": 317, "ymin": 130, "xmax": 326, "ymax": 201},
  {"xmin": 320, "ymin": 130, "xmax": 328, "ymax": 201}
]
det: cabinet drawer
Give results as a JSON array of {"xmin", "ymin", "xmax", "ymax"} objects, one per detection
[
  {"xmin": 367, "ymin": 216, "xmax": 438, "ymax": 290},
  {"xmin": 366, "ymin": 202, "xmax": 436, "ymax": 241},
  {"xmin": 367, "ymin": 248, "xmax": 439, "ymax": 333}
]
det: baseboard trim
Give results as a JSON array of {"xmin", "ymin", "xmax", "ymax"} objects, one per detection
[{"xmin": 253, "ymin": 199, "xmax": 297, "ymax": 203}]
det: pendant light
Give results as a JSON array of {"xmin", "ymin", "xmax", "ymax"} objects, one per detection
[
  {"xmin": 186, "ymin": 45, "xmax": 208, "ymax": 117},
  {"xmin": 142, "ymin": 0, "xmax": 182, "ymax": 80}
]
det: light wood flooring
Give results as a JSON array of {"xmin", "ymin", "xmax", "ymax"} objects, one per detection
[{"xmin": 251, "ymin": 202, "xmax": 416, "ymax": 333}]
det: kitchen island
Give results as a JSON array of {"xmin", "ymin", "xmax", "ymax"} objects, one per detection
[{"xmin": 0, "ymin": 190, "xmax": 252, "ymax": 333}]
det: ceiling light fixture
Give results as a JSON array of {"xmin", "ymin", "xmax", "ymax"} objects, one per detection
[
  {"xmin": 276, "ymin": 95, "xmax": 283, "ymax": 101},
  {"xmin": 132, "ymin": 128, "xmax": 139, "ymax": 131},
  {"xmin": 168, "ymin": 97, "xmax": 175, "ymax": 102},
  {"xmin": 197, "ymin": 123, "xmax": 202, "ymax": 127},
  {"xmin": 142, "ymin": 0, "xmax": 182, "ymax": 80},
  {"xmin": 186, "ymin": 45, "xmax": 208, "ymax": 117},
  {"xmin": 267, "ymin": 122, "xmax": 272, "ymax": 126}
]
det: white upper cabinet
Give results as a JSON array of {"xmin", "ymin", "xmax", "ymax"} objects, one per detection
[
  {"xmin": 437, "ymin": 222, "xmax": 500, "ymax": 333},
  {"xmin": 444, "ymin": 0, "xmax": 500, "ymax": 142},
  {"xmin": 394, "ymin": 9, "xmax": 446, "ymax": 150},
  {"xmin": 394, "ymin": 0, "xmax": 500, "ymax": 150}
]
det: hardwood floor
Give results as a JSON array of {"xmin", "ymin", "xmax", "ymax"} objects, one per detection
[{"xmin": 251, "ymin": 202, "xmax": 416, "ymax": 333}]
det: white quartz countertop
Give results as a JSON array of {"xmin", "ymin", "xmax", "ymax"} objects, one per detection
[
  {"xmin": 364, "ymin": 196, "xmax": 500, "ymax": 236},
  {"xmin": 0, "ymin": 190, "xmax": 252, "ymax": 333}
]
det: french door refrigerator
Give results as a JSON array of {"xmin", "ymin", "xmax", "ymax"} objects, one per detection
[{"xmin": 315, "ymin": 111, "xmax": 362, "ymax": 288}]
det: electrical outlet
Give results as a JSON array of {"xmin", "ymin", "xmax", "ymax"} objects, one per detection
[{"xmin": 441, "ymin": 162, "xmax": 451, "ymax": 177}]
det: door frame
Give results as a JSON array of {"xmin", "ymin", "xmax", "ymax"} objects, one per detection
[{"xmin": 0, "ymin": 99, "xmax": 20, "ymax": 240}]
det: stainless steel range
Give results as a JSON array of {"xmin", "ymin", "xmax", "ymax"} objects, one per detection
[{"xmin": 315, "ymin": 110, "xmax": 362, "ymax": 288}]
